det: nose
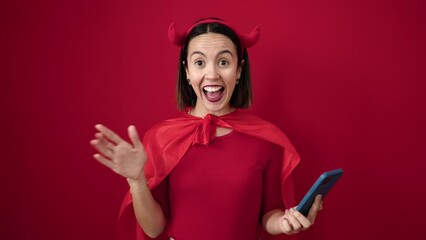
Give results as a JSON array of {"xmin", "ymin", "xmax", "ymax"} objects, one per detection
[{"xmin": 204, "ymin": 63, "xmax": 219, "ymax": 80}]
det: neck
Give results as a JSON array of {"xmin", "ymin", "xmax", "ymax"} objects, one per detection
[{"xmin": 188, "ymin": 104, "xmax": 235, "ymax": 118}]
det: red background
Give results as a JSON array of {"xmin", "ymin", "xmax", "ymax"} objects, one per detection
[{"xmin": 1, "ymin": 0, "xmax": 425, "ymax": 239}]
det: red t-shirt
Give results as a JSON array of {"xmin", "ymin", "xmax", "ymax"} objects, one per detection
[{"xmin": 156, "ymin": 131, "xmax": 284, "ymax": 240}]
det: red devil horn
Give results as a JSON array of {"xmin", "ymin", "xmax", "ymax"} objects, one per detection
[
  {"xmin": 168, "ymin": 22, "xmax": 186, "ymax": 46},
  {"xmin": 240, "ymin": 26, "xmax": 260, "ymax": 48}
]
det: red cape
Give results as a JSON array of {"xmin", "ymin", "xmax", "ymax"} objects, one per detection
[{"xmin": 117, "ymin": 110, "xmax": 300, "ymax": 239}]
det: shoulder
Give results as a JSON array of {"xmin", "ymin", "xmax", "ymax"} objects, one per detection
[
  {"xmin": 229, "ymin": 110, "xmax": 297, "ymax": 153},
  {"xmin": 144, "ymin": 117, "xmax": 186, "ymax": 134},
  {"xmin": 143, "ymin": 112, "xmax": 197, "ymax": 140},
  {"xmin": 229, "ymin": 110, "xmax": 284, "ymax": 133},
  {"xmin": 235, "ymin": 110, "xmax": 278, "ymax": 124}
]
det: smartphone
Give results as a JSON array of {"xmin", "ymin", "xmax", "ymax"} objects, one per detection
[{"xmin": 296, "ymin": 168, "xmax": 343, "ymax": 216}]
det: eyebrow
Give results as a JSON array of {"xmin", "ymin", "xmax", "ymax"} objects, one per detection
[{"xmin": 189, "ymin": 49, "xmax": 234, "ymax": 58}]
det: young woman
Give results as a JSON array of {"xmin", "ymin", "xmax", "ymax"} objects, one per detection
[{"xmin": 90, "ymin": 18, "xmax": 323, "ymax": 240}]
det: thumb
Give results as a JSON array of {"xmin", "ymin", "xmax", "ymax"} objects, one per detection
[{"xmin": 128, "ymin": 125, "xmax": 142, "ymax": 149}]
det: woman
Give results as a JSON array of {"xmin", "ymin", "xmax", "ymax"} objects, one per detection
[{"xmin": 90, "ymin": 18, "xmax": 323, "ymax": 240}]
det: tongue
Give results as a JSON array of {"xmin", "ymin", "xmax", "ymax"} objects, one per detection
[{"xmin": 205, "ymin": 91, "xmax": 223, "ymax": 102}]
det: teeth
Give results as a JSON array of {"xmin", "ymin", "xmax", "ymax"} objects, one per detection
[{"xmin": 203, "ymin": 86, "xmax": 223, "ymax": 92}]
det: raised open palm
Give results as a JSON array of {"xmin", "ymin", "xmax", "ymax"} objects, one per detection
[{"xmin": 90, "ymin": 124, "xmax": 146, "ymax": 180}]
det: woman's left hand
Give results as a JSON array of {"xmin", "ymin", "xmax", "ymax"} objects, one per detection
[{"xmin": 281, "ymin": 195, "xmax": 323, "ymax": 234}]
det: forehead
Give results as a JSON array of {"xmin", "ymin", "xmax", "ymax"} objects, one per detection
[{"xmin": 187, "ymin": 33, "xmax": 237, "ymax": 55}]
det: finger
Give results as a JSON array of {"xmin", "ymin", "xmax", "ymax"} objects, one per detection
[
  {"xmin": 96, "ymin": 133, "xmax": 116, "ymax": 152},
  {"xmin": 290, "ymin": 207, "xmax": 312, "ymax": 229},
  {"xmin": 95, "ymin": 124, "xmax": 124, "ymax": 145},
  {"xmin": 93, "ymin": 153, "xmax": 115, "ymax": 170},
  {"xmin": 90, "ymin": 139, "xmax": 114, "ymax": 159},
  {"xmin": 128, "ymin": 125, "xmax": 142, "ymax": 149},
  {"xmin": 281, "ymin": 214, "xmax": 293, "ymax": 234},
  {"xmin": 286, "ymin": 209, "xmax": 302, "ymax": 232},
  {"xmin": 307, "ymin": 195, "xmax": 323, "ymax": 223}
]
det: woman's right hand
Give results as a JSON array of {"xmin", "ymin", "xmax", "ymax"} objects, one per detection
[{"xmin": 90, "ymin": 124, "xmax": 147, "ymax": 180}]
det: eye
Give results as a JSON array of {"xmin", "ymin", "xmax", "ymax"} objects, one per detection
[
  {"xmin": 194, "ymin": 60, "xmax": 205, "ymax": 67},
  {"xmin": 218, "ymin": 59, "xmax": 229, "ymax": 66}
]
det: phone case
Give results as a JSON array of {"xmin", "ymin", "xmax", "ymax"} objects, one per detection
[{"xmin": 296, "ymin": 168, "xmax": 343, "ymax": 216}]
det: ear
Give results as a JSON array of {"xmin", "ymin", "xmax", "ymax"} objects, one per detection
[
  {"xmin": 183, "ymin": 61, "xmax": 190, "ymax": 79},
  {"xmin": 182, "ymin": 61, "xmax": 189, "ymax": 79},
  {"xmin": 237, "ymin": 60, "xmax": 245, "ymax": 79}
]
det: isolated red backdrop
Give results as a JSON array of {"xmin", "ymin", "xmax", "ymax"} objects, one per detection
[{"xmin": 1, "ymin": 0, "xmax": 425, "ymax": 239}]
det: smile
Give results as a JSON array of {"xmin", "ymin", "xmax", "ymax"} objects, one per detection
[{"xmin": 203, "ymin": 85, "xmax": 224, "ymax": 102}]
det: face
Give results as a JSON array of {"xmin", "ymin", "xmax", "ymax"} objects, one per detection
[{"xmin": 185, "ymin": 32, "xmax": 243, "ymax": 117}]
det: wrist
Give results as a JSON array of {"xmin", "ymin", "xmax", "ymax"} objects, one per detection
[
  {"xmin": 127, "ymin": 176, "xmax": 148, "ymax": 190},
  {"xmin": 126, "ymin": 166, "xmax": 146, "ymax": 181}
]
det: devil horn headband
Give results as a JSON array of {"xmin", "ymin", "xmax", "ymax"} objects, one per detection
[{"xmin": 168, "ymin": 20, "xmax": 260, "ymax": 49}]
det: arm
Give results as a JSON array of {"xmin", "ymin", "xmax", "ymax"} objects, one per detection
[
  {"xmin": 262, "ymin": 195, "xmax": 323, "ymax": 235},
  {"xmin": 127, "ymin": 178, "xmax": 166, "ymax": 238},
  {"xmin": 90, "ymin": 124, "xmax": 166, "ymax": 238}
]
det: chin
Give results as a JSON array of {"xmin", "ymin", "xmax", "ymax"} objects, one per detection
[{"xmin": 203, "ymin": 102, "xmax": 232, "ymax": 115}]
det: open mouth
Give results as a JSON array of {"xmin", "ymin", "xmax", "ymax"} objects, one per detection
[{"xmin": 203, "ymin": 85, "xmax": 224, "ymax": 102}]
